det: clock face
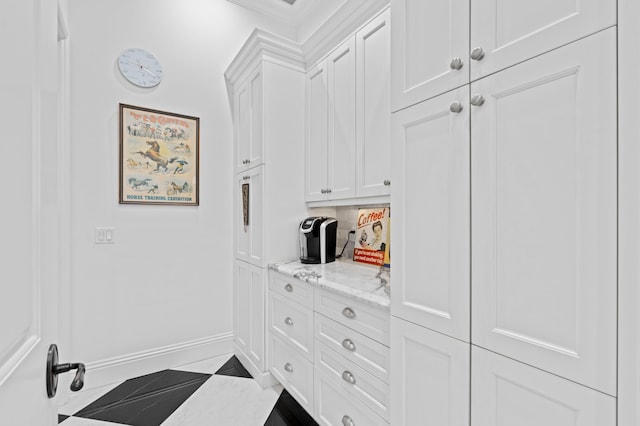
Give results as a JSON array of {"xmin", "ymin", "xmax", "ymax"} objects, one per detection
[{"xmin": 118, "ymin": 48, "xmax": 163, "ymax": 88}]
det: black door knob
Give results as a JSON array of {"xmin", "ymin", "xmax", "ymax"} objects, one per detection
[{"xmin": 46, "ymin": 344, "xmax": 86, "ymax": 398}]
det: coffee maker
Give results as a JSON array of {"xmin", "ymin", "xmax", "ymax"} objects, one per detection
[{"xmin": 299, "ymin": 217, "xmax": 338, "ymax": 264}]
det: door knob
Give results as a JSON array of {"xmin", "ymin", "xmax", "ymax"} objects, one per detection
[{"xmin": 46, "ymin": 344, "xmax": 86, "ymax": 398}]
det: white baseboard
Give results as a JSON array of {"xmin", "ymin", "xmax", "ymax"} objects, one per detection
[
  {"xmin": 233, "ymin": 343, "xmax": 279, "ymax": 389},
  {"xmin": 84, "ymin": 332, "xmax": 234, "ymax": 389}
]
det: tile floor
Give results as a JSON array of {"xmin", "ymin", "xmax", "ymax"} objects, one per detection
[{"xmin": 58, "ymin": 354, "xmax": 317, "ymax": 426}]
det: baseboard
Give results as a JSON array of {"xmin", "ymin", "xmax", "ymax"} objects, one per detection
[
  {"xmin": 84, "ymin": 332, "xmax": 234, "ymax": 389},
  {"xmin": 234, "ymin": 343, "xmax": 279, "ymax": 389}
]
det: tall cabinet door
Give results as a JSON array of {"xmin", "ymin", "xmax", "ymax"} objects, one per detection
[
  {"xmin": 235, "ymin": 64, "xmax": 264, "ymax": 173},
  {"xmin": 356, "ymin": 9, "xmax": 391, "ymax": 198},
  {"xmin": 471, "ymin": 29, "xmax": 617, "ymax": 395},
  {"xmin": 327, "ymin": 37, "xmax": 356, "ymax": 200},
  {"xmin": 235, "ymin": 79, "xmax": 250, "ymax": 173},
  {"xmin": 391, "ymin": 0, "xmax": 469, "ymax": 112},
  {"xmin": 234, "ymin": 260, "xmax": 265, "ymax": 371},
  {"xmin": 306, "ymin": 59, "xmax": 328, "ymax": 202},
  {"xmin": 470, "ymin": 0, "xmax": 615, "ymax": 81},
  {"xmin": 391, "ymin": 85, "xmax": 470, "ymax": 342},
  {"xmin": 235, "ymin": 166, "xmax": 264, "ymax": 267}
]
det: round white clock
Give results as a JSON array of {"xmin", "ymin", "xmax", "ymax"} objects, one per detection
[{"xmin": 118, "ymin": 48, "xmax": 163, "ymax": 88}]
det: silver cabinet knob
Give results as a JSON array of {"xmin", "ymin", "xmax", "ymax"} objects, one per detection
[
  {"xmin": 470, "ymin": 47, "xmax": 485, "ymax": 61},
  {"xmin": 242, "ymin": 175, "xmax": 250, "ymax": 180},
  {"xmin": 383, "ymin": 180, "xmax": 391, "ymax": 186},
  {"xmin": 449, "ymin": 101, "xmax": 464, "ymax": 113},
  {"xmin": 326, "ymin": 188, "xmax": 332, "ymax": 193},
  {"xmin": 450, "ymin": 57, "xmax": 463, "ymax": 70},
  {"xmin": 342, "ymin": 338, "xmax": 356, "ymax": 352},
  {"xmin": 284, "ymin": 317, "xmax": 294, "ymax": 326},
  {"xmin": 342, "ymin": 370, "xmax": 356, "ymax": 385},
  {"xmin": 284, "ymin": 362, "xmax": 293, "ymax": 373},
  {"xmin": 342, "ymin": 307, "xmax": 356, "ymax": 319},
  {"xmin": 342, "ymin": 415, "xmax": 355, "ymax": 426},
  {"xmin": 470, "ymin": 94, "xmax": 485, "ymax": 106},
  {"xmin": 284, "ymin": 283, "xmax": 293, "ymax": 292}
]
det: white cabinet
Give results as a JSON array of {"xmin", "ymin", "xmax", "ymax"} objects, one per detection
[
  {"xmin": 471, "ymin": 28, "xmax": 617, "ymax": 395},
  {"xmin": 390, "ymin": 317, "xmax": 470, "ymax": 426},
  {"xmin": 471, "ymin": 347, "xmax": 616, "ymax": 426},
  {"xmin": 234, "ymin": 64, "xmax": 263, "ymax": 173},
  {"xmin": 234, "ymin": 260, "xmax": 265, "ymax": 372},
  {"xmin": 391, "ymin": 85, "xmax": 470, "ymax": 342},
  {"xmin": 305, "ymin": 59, "xmax": 328, "ymax": 202},
  {"xmin": 235, "ymin": 166, "xmax": 263, "ymax": 267}
]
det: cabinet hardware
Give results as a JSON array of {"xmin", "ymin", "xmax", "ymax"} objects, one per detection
[
  {"xmin": 449, "ymin": 57, "xmax": 463, "ymax": 70},
  {"xmin": 470, "ymin": 94, "xmax": 485, "ymax": 106},
  {"xmin": 284, "ymin": 317, "xmax": 294, "ymax": 326},
  {"xmin": 470, "ymin": 47, "xmax": 485, "ymax": 61},
  {"xmin": 326, "ymin": 188, "xmax": 332, "ymax": 193},
  {"xmin": 342, "ymin": 307, "xmax": 356, "ymax": 319},
  {"xmin": 284, "ymin": 362, "xmax": 293, "ymax": 373},
  {"xmin": 342, "ymin": 370, "xmax": 356, "ymax": 385},
  {"xmin": 320, "ymin": 189, "xmax": 326, "ymax": 194},
  {"xmin": 383, "ymin": 180, "xmax": 391, "ymax": 186},
  {"xmin": 284, "ymin": 284, "xmax": 293, "ymax": 292},
  {"xmin": 449, "ymin": 101, "xmax": 464, "ymax": 113},
  {"xmin": 342, "ymin": 338, "xmax": 356, "ymax": 351},
  {"xmin": 242, "ymin": 176, "xmax": 250, "ymax": 180},
  {"xmin": 342, "ymin": 415, "xmax": 355, "ymax": 426}
]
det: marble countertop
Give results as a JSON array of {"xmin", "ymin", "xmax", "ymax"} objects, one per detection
[{"xmin": 268, "ymin": 259, "xmax": 391, "ymax": 310}]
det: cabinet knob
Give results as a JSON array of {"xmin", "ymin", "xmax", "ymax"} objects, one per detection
[
  {"xmin": 470, "ymin": 94, "xmax": 485, "ymax": 106},
  {"xmin": 449, "ymin": 57, "xmax": 463, "ymax": 70},
  {"xmin": 383, "ymin": 180, "xmax": 391, "ymax": 186},
  {"xmin": 284, "ymin": 283, "xmax": 293, "ymax": 292},
  {"xmin": 342, "ymin": 415, "xmax": 355, "ymax": 426},
  {"xmin": 320, "ymin": 189, "xmax": 326, "ymax": 194},
  {"xmin": 342, "ymin": 338, "xmax": 356, "ymax": 352},
  {"xmin": 284, "ymin": 317, "xmax": 294, "ymax": 326},
  {"xmin": 342, "ymin": 370, "xmax": 357, "ymax": 385},
  {"xmin": 470, "ymin": 47, "xmax": 485, "ymax": 61},
  {"xmin": 242, "ymin": 175, "xmax": 250, "ymax": 180},
  {"xmin": 449, "ymin": 101, "xmax": 464, "ymax": 113},
  {"xmin": 342, "ymin": 307, "xmax": 356, "ymax": 319},
  {"xmin": 326, "ymin": 188, "xmax": 332, "ymax": 193},
  {"xmin": 284, "ymin": 362, "xmax": 293, "ymax": 373}
]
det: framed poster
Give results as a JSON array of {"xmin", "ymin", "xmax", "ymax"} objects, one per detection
[{"xmin": 119, "ymin": 103, "xmax": 199, "ymax": 205}]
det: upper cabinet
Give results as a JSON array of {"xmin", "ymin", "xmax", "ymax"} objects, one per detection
[
  {"xmin": 235, "ymin": 64, "xmax": 264, "ymax": 174},
  {"xmin": 391, "ymin": 0, "xmax": 616, "ymax": 112}
]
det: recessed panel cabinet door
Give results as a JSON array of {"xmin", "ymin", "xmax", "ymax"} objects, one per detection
[
  {"xmin": 391, "ymin": 85, "xmax": 470, "ymax": 342},
  {"xmin": 306, "ymin": 59, "xmax": 328, "ymax": 201},
  {"xmin": 470, "ymin": 0, "xmax": 615, "ymax": 81},
  {"xmin": 234, "ymin": 260, "xmax": 265, "ymax": 371},
  {"xmin": 471, "ymin": 29, "xmax": 617, "ymax": 395},
  {"xmin": 235, "ymin": 80, "xmax": 250, "ymax": 173},
  {"xmin": 391, "ymin": 0, "xmax": 469, "ymax": 112},
  {"xmin": 391, "ymin": 317, "xmax": 470, "ymax": 426}
]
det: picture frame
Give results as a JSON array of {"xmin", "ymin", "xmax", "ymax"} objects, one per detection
[{"xmin": 119, "ymin": 103, "xmax": 199, "ymax": 206}]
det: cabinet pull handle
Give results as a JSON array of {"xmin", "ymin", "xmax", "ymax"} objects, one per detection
[
  {"xmin": 449, "ymin": 101, "xmax": 464, "ymax": 113},
  {"xmin": 284, "ymin": 362, "xmax": 293, "ymax": 373},
  {"xmin": 342, "ymin": 370, "xmax": 356, "ymax": 385},
  {"xmin": 449, "ymin": 57, "xmax": 463, "ymax": 70},
  {"xmin": 342, "ymin": 338, "xmax": 356, "ymax": 352},
  {"xmin": 342, "ymin": 415, "xmax": 355, "ymax": 426},
  {"xmin": 342, "ymin": 307, "xmax": 356, "ymax": 319},
  {"xmin": 383, "ymin": 179, "xmax": 391, "ymax": 186},
  {"xmin": 470, "ymin": 47, "xmax": 485, "ymax": 61},
  {"xmin": 284, "ymin": 283, "xmax": 294, "ymax": 292},
  {"xmin": 284, "ymin": 317, "xmax": 294, "ymax": 326},
  {"xmin": 470, "ymin": 94, "xmax": 485, "ymax": 107}
]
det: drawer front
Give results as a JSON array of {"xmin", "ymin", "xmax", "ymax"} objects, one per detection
[
  {"xmin": 269, "ymin": 292, "xmax": 314, "ymax": 360},
  {"xmin": 314, "ymin": 287, "xmax": 390, "ymax": 346},
  {"xmin": 314, "ymin": 367, "xmax": 388, "ymax": 426},
  {"xmin": 315, "ymin": 313, "xmax": 390, "ymax": 383},
  {"xmin": 269, "ymin": 334, "xmax": 314, "ymax": 415},
  {"xmin": 269, "ymin": 271, "xmax": 313, "ymax": 308}
]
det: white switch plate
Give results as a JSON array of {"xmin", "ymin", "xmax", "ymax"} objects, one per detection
[{"xmin": 95, "ymin": 227, "xmax": 115, "ymax": 244}]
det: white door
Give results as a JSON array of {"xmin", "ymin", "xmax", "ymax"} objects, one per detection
[
  {"xmin": 356, "ymin": 9, "xmax": 391, "ymax": 198},
  {"xmin": 391, "ymin": 86, "xmax": 470, "ymax": 342},
  {"xmin": 391, "ymin": 0, "xmax": 469, "ymax": 112},
  {"xmin": 471, "ymin": 347, "xmax": 616, "ymax": 426},
  {"xmin": 470, "ymin": 0, "xmax": 615, "ymax": 81},
  {"xmin": 234, "ymin": 260, "xmax": 265, "ymax": 371},
  {"xmin": 305, "ymin": 59, "xmax": 328, "ymax": 201},
  {"xmin": 471, "ymin": 29, "xmax": 617, "ymax": 395},
  {"xmin": 327, "ymin": 37, "xmax": 356, "ymax": 200},
  {"xmin": 0, "ymin": 0, "xmax": 62, "ymax": 423},
  {"xmin": 235, "ymin": 166, "xmax": 264, "ymax": 266},
  {"xmin": 248, "ymin": 65, "xmax": 263, "ymax": 169},
  {"xmin": 390, "ymin": 317, "xmax": 469, "ymax": 426},
  {"xmin": 234, "ymin": 79, "xmax": 250, "ymax": 172}
]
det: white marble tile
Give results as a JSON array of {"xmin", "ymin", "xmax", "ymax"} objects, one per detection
[
  {"xmin": 161, "ymin": 375, "xmax": 282, "ymax": 426},
  {"xmin": 58, "ymin": 382, "xmax": 121, "ymax": 416},
  {"xmin": 172, "ymin": 353, "xmax": 233, "ymax": 374},
  {"xmin": 60, "ymin": 416, "xmax": 128, "ymax": 425}
]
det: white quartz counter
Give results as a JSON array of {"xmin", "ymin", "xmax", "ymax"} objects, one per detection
[{"xmin": 268, "ymin": 259, "xmax": 391, "ymax": 309}]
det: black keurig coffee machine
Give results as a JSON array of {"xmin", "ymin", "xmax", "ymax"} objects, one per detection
[{"xmin": 299, "ymin": 217, "xmax": 338, "ymax": 264}]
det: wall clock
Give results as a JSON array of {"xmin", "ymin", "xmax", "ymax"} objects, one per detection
[{"xmin": 117, "ymin": 48, "xmax": 163, "ymax": 88}]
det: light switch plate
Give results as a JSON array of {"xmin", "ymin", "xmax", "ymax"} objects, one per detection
[{"xmin": 95, "ymin": 227, "xmax": 115, "ymax": 244}]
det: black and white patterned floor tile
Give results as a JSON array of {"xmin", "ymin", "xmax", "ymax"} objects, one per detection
[{"xmin": 58, "ymin": 354, "xmax": 317, "ymax": 426}]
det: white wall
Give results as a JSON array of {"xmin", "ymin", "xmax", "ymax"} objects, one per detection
[{"xmin": 67, "ymin": 0, "xmax": 295, "ymax": 387}]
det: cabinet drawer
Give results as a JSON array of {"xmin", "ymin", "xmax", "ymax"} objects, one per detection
[
  {"xmin": 314, "ymin": 367, "xmax": 388, "ymax": 426},
  {"xmin": 315, "ymin": 343, "xmax": 390, "ymax": 421},
  {"xmin": 269, "ymin": 271, "xmax": 313, "ymax": 308},
  {"xmin": 314, "ymin": 287, "xmax": 390, "ymax": 346},
  {"xmin": 315, "ymin": 313, "xmax": 390, "ymax": 383},
  {"xmin": 269, "ymin": 334, "xmax": 314, "ymax": 415},
  {"xmin": 269, "ymin": 292, "xmax": 314, "ymax": 360}
]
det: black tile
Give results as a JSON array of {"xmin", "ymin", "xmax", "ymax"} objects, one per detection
[
  {"xmin": 214, "ymin": 355, "xmax": 253, "ymax": 379},
  {"xmin": 58, "ymin": 414, "xmax": 70, "ymax": 423},
  {"xmin": 73, "ymin": 369, "xmax": 211, "ymax": 426},
  {"xmin": 264, "ymin": 389, "xmax": 318, "ymax": 426}
]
